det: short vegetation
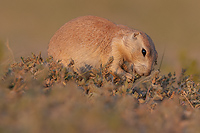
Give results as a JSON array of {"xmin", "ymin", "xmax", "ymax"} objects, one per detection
[{"xmin": 1, "ymin": 53, "xmax": 200, "ymax": 133}]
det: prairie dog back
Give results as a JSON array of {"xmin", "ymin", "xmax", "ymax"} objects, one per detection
[
  {"xmin": 48, "ymin": 16, "xmax": 158, "ymax": 79},
  {"xmin": 48, "ymin": 16, "xmax": 120, "ymax": 67}
]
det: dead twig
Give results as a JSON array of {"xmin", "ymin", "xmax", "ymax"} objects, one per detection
[
  {"xmin": 6, "ymin": 39, "xmax": 15, "ymax": 62},
  {"xmin": 183, "ymin": 91, "xmax": 194, "ymax": 109}
]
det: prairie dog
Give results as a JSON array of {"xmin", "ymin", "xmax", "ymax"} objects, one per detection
[{"xmin": 48, "ymin": 16, "xmax": 158, "ymax": 79}]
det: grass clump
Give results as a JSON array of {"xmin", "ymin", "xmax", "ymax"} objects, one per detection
[{"xmin": 0, "ymin": 53, "xmax": 200, "ymax": 133}]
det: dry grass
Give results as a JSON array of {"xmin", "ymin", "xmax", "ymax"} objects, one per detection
[{"xmin": 0, "ymin": 53, "xmax": 200, "ymax": 133}]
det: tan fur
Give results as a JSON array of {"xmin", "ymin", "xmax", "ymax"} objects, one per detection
[{"xmin": 48, "ymin": 16, "xmax": 158, "ymax": 79}]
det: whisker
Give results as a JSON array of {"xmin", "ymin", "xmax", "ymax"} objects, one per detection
[{"xmin": 158, "ymin": 45, "xmax": 166, "ymax": 72}]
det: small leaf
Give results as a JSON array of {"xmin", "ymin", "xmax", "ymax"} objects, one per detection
[{"xmin": 138, "ymin": 98, "xmax": 145, "ymax": 103}]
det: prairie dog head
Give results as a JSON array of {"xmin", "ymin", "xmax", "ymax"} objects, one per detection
[{"xmin": 113, "ymin": 31, "xmax": 158, "ymax": 76}]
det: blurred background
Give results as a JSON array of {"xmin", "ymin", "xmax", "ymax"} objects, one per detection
[{"xmin": 0, "ymin": 0, "xmax": 200, "ymax": 78}]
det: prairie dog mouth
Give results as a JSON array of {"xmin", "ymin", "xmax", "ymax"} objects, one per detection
[{"xmin": 134, "ymin": 64, "xmax": 151, "ymax": 76}]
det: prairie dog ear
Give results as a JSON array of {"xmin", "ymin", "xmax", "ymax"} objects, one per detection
[
  {"xmin": 131, "ymin": 32, "xmax": 140, "ymax": 39},
  {"xmin": 122, "ymin": 32, "xmax": 140, "ymax": 42}
]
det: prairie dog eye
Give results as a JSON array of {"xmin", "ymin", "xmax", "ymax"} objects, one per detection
[{"xmin": 142, "ymin": 48, "xmax": 146, "ymax": 57}]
